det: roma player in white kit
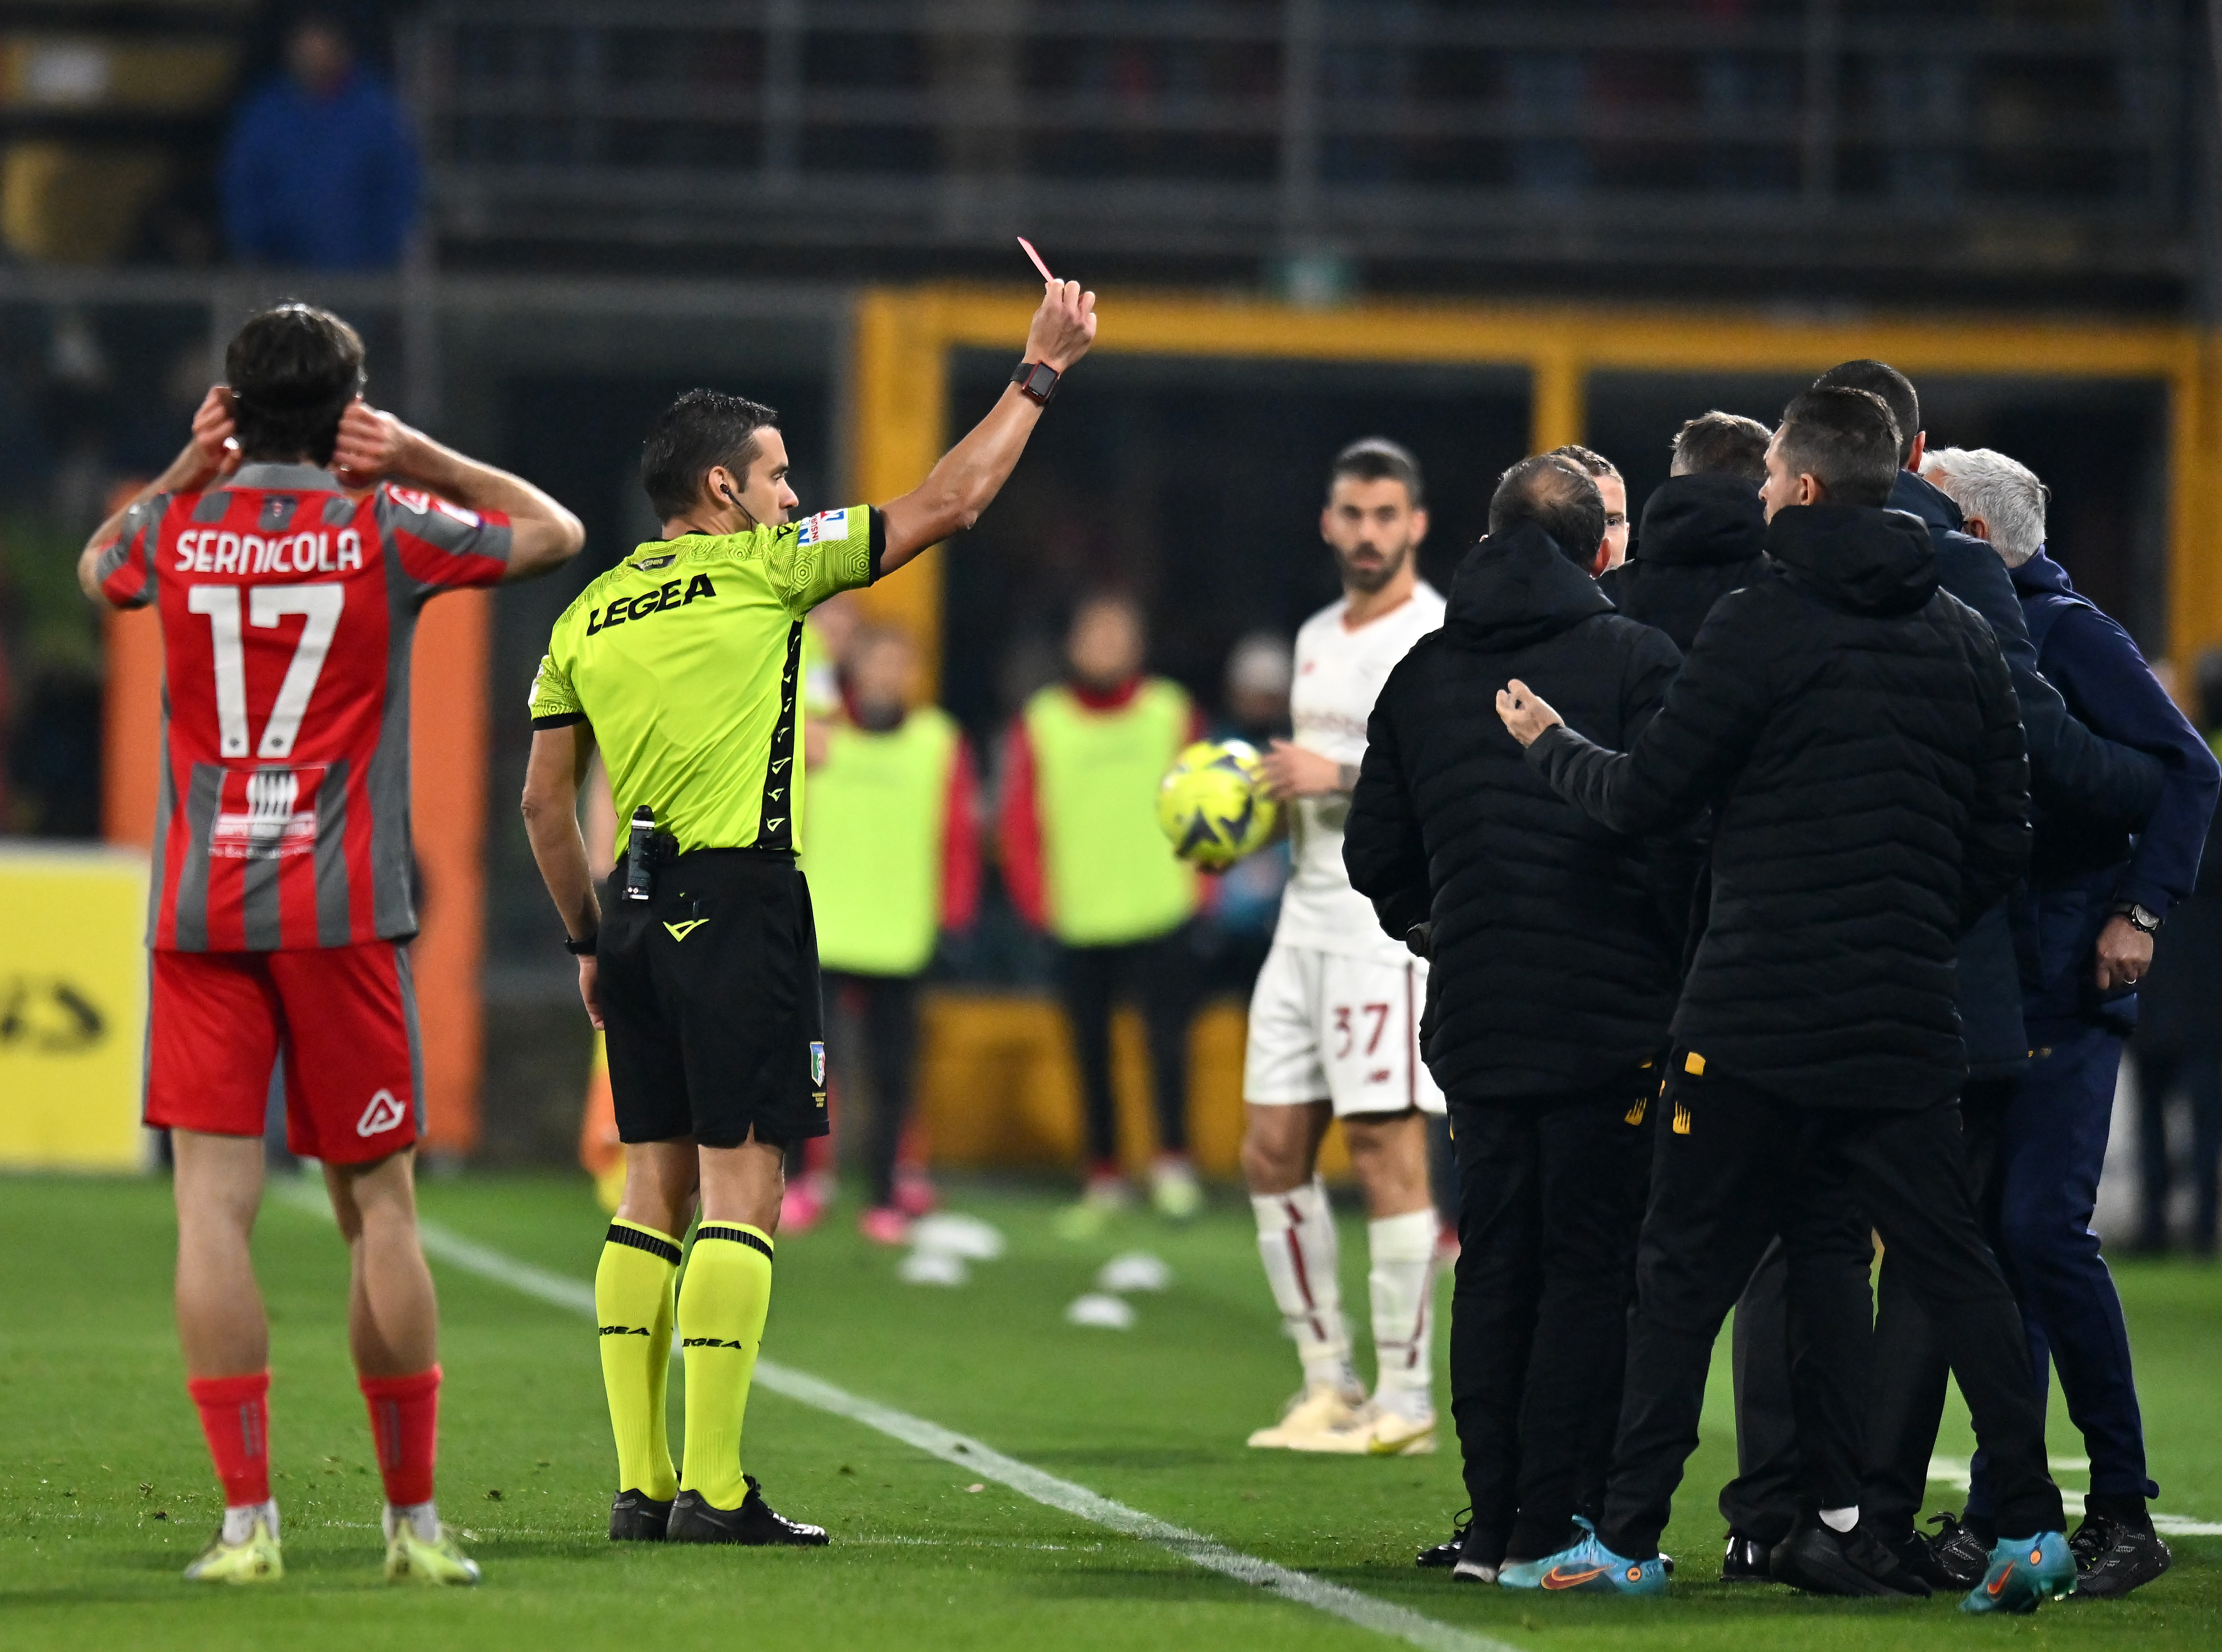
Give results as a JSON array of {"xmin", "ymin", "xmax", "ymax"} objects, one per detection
[{"xmin": 1244, "ymin": 439, "xmax": 1447, "ymax": 1456}]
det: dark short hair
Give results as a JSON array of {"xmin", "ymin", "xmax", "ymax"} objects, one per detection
[
  {"xmin": 1813, "ymin": 360, "xmax": 1920, "ymax": 465},
  {"xmin": 641, "ymin": 389, "xmax": 779, "ymax": 520},
  {"xmin": 1547, "ymin": 443, "xmax": 1620, "ymax": 481},
  {"xmin": 225, "ymin": 303, "xmax": 365, "ymax": 466},
  {"xmin": 1329, "ymin": 436, "xmax": 1424, "ymax": 508},
  {"xmin": 1775, "ymin": 387, "xmax": 1902, "ymax": 509},
  {"xmin": 1489, "ymin": 454, "xmax": 1605, "ymax": 566},
  {"xmin": 1671, "ymin": 411, "xmax": 1771, "ymax": 482}
]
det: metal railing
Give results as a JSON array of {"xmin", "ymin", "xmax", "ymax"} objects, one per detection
[{"xmin": 407, "ymin": 0, "xmax": 2205, "ymax": 292}]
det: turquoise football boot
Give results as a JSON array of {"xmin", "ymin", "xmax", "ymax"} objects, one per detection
[
  {"xmin": 1960, "ymin": 1531, "xmax": 2075, "ymax": 1614},
  {"xmin": 1499, "ymin": 1525, "xmax": 1669, "ymax": 1596}
]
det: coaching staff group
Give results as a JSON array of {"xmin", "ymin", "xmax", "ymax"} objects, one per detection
[
  {"xmin": 522, "ymin": 279, "xmax": 1098, "ymax": 1546},
  {"xmin": 1493, "ymin": 386, "xmax": 2072, "ymax": 1611}
]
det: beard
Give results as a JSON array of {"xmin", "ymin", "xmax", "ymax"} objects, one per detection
[{"xmin": 1335, "ymin": 539, "xmax": 1412, "ymax": 595}]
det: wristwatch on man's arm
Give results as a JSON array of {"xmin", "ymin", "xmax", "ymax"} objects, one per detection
[{"xmin": 2112, "ymin": 901, "xmax": 2162, "ymax": 936}]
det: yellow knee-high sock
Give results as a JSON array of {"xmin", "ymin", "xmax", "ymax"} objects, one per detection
[
  {"xmin": 596, "ymin": 1219, "xmax": 680, "ymax": 1501},
  {"xmin": 678, "ymin": 1223, "xmax": 774, "ymax": 1511}
]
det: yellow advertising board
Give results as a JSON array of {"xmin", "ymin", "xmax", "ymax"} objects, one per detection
[{"xmin": 0, "ymin": 844, "xmax": 149, "ymax": 1170}]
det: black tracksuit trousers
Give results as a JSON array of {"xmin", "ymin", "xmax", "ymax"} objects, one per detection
[
  {"xmin": 1448, "ymin": 1071, "xmax": 1654, "ymax": 1567},
  {"xmin": 1598, "ymin": 1059, "xmax": 2062, "ymax": 1561}
]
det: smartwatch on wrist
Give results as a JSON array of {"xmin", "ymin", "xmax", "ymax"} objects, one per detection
[
  {"xmin": 1010, "ymin": 360, "xmax": 1060, "ymax": 405},
  {"xmin": 2112, "ymin": 902, "xmax": 2161, "ymax": 936},
  {"xmin": 564, "ymin": 932, "xmax": 598, "ymax": 956}
]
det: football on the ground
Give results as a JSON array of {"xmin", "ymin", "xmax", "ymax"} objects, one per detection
[{"xmin": 1157, "ymin": 739, "xmax": 1278, "ymax": 868}]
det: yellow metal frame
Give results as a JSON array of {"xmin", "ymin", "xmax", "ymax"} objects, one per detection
[{"xmin": 849, "ymin": 286, "xmax": 2220, "ymax": 678}]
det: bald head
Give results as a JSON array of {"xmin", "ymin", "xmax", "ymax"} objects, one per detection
[{"xmin": 1489, "ymin": 454, "xmax": 1607, "ymax": 570}]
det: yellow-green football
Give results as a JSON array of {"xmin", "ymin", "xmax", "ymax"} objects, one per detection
[{"xmin": 1157, "ymin": 739, "xmax": 1278, "ymax": 868}]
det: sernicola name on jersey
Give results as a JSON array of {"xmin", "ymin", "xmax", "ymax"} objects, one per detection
[{"xmin": 172, "ymin": 527, "xmax": 365, "ymax": 577}]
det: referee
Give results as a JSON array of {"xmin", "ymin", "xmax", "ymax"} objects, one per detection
[{"xmin": 522, "ymin": 278, "xmax": 1098, "ymax": 1545}]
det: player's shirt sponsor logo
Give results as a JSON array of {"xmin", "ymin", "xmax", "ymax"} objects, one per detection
[
  {"xmin": 209, "ymin": 766, "xmax": 325, "ymax": 860},
  {"xmin": 796, "ymin": 508, "xmax": 850, "ymax": 546},
  {"xmin": 355, "ymin": 1088, "xmax": 408, "ymax": 1137},
  {"xmin": 585, "ymin": 575, "xmax": 717, "ymax": 635}
]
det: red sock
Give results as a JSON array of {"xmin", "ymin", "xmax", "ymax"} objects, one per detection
[
  {"xmin": 187, "ymin": 1371, "xmax": 271, "ymax": 1507},
  {"xmin": 359, "ymin": 1367, "xmax": 441, "ymax": 1507}
]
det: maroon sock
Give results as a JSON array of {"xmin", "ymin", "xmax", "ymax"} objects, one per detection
[
  {"xmin": 187, "ymin": 1371, "xmax": 271, "ymax": 1507},
  {"xmin": 359, "ymin": 1367, "xmax": 441, "ymax": 1507}
]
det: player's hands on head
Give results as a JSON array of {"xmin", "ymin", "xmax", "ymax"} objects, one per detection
[
  {"xmin": 185, "ymin": 385, "xmax": 242, "ymax": 486},
  {"xmin": 1025, "ymin": 279, "xmax": 1097, "ymax": 373},
  {"xmin": 1261, "ymin": 739, "xmax": 1346, "ymax": 801},
  {"xmin": 1495, "ymin": 679, "xmax": 1565, "ymax": 748},
  {"xmin": 331, "ymin": 399, "xmax": 420, "ymax": 490}
]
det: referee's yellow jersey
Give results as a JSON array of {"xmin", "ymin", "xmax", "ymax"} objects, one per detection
[{"xmin": 528, "ymin": 505, "xmax": 882, "ymax": 856}]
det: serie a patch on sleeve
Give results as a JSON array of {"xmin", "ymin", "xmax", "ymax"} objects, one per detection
[{"xmin": 796, "ymin": 508, "xmax": 851, "ymax": 546}]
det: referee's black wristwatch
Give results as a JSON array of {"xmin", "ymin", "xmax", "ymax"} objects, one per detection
[
  {"xmin": 1011, "ymin": 359, "xmax": 1060, "ymax": 405},
  {"xmin": 564, "ymin": 932, "xmax": 599, "ymax": 956},
  {"xmin": 2112, "ymin": 901, "xmax": 2162, "ymax": 935}
]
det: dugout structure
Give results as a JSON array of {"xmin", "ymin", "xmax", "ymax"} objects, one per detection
[
  {"xmin": 848, "ymin": 287, "xmax": 2222, "ymax": 675},
  {"xmin": 849, "ymin": 288, "xmax": 2221, "ymax": 1174}
]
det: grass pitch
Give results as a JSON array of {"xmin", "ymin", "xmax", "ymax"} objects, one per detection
[{"xmin": 1, "ymin": 1171, "xmax": 2216, "ymax": 1651}]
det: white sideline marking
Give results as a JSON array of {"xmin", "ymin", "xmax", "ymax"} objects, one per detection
[
  {"xmin": 273, "ymin": 1185, "xmax": 1514, "ymax": 1652},
  {"xmin": 1927, "ymin": 1456, "xmax": 2222, "ymax": 1537}
]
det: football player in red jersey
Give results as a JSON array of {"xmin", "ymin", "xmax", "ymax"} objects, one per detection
[{"xmin": 78, "ymin": 304, "xmax": 584, "ymax": 1585}]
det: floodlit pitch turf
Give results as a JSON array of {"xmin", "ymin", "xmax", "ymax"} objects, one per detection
[{"xmin": 1, "ymin": 1172, "xmax": 2216, "ymax": 1650}]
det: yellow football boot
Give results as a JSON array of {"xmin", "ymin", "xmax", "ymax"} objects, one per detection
[
  {"xmin": 1284, "ymin": 1400, "xmax": 1439, "ymax": 1456},
  {"xmin": 182, "ymin": 1515, "xmax": 283, "ymax": 1584},
  {"xmin": 1247, "ymin": 1383, "xmax": 1365, "ymax": 1449},
  {"xmin": 384, "ymin": 1523, "xmax": 482, "ymax": 1586}
]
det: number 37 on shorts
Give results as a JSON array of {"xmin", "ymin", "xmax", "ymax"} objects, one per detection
[{"xmin": 1242, "ymin": 944, "xmax": 1445, "ymax": 1118}]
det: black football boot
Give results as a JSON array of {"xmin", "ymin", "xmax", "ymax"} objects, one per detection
[
  {"xmin": 1721, "ymin": 1530, "xmax": 1773, "ymax": 1582},
  {"xmin": 1923, "ymin": 1510, "xmax": 1991, "ymax": 1589},
  {"xmin": 667, "ymin": 1477, "xmax": 829, "ymax": 1546},
  {"xmin": 609, "ymin": 1488, "xmax": 675, "ymax": 1541},
  {"xmin": 1769, "ymin": 1513, "xmax": 1931, "ymax": 1597},
  {"xmin": 1416, "ymin": 1508, "xmax": 1471, "ymax": 1569},
  {"xmin": 2069, "ymin": 1503, "xmax": 2172, "ymax": 1600}
]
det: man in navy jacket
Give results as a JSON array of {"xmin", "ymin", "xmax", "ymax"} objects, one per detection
[{"xmin": 1905, "ymin": 446, "xmax": 2218, "ymax": 1599}]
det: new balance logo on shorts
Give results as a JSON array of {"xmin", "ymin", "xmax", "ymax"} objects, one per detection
[{"xmin": 356, "ymin": 1088, "xmax": 408, "ymax": 1137}]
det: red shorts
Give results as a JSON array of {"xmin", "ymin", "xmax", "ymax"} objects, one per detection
[{"xmin": 146, "ymin": 942, "xmax": 422, "ymax": 1166}]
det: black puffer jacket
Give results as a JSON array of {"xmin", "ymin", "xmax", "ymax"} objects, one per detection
[
  {"xmin": 1529, "ymin": 504, "xmax": 2030, "ymax": 1110},
  {"xmin": 1344, "ymin": 522, "xmax": 1685, "ymax": 1101},
  {"xmin": 1598, "ymin": 473, "xmax": 1770, "ymax": 652}
]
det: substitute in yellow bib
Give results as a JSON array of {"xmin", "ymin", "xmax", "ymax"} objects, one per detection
[
  {"xmin": 803, "ymin": 626, "xmax": 980, "ymax": 1244},
  {"xmin": 520, "ymin": 277, "xmax": 1098, "ymax": 1548},
  {"xmin": 997, "ymin": 594, "xmax": 1206, "ymax": 1229}
]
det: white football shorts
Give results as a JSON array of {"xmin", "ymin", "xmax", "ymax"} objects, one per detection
[{"xmin": 1243, "ymin": 943, "xmax": 1445, "ymax": 1117}]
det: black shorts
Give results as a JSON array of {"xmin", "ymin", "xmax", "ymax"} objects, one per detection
[{"xmin": 597, "ymin": 850, "xmax": 828, "ymax": 1150}]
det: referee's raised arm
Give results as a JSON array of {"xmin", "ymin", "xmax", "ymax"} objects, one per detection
[{"xmin": 877, "ymin": 278, "xmax": 1098, "ymax": 572}]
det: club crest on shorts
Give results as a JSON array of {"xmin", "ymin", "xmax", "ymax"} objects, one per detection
[
  {"xmin": 356, "ymin": 1088, "xmax": 408, "ymax": 1138},
  {"xmin": 811, "ymin": 1042, "xmax": 826, "ymax": 1086}
]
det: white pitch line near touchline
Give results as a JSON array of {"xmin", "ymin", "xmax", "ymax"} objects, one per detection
[{"xmin": 270, "ymin": 1187, "xmax": 1514, "ymax": 1652}]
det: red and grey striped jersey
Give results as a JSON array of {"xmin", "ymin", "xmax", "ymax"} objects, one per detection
[{"xmin": 95, "ymin": 461, "xmax": 513, "ymax": 951}]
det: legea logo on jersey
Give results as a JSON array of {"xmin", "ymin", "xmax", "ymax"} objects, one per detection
[
  {"xmin": 796, "ymin": 509, "xmax": 849, "ymax": 546},
  {"xmin": 356, "ymin": 1088, "xmax": 408, "ymax": 1137}
]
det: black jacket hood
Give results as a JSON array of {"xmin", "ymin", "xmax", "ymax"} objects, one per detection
[
  {"xmin": 1766, "ymin": 503, "xmax": 1938, "ymax": 618},
  {"xmin": 1632, "ymin": 473, "xmax": 1768, "ymax": 568},
  {"xmin": 1446, "ymin": 521, "xmax": 1612, "ymax": 652}
]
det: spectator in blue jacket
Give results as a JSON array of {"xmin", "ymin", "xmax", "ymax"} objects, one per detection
[
  {"xmin": 1924, "ymin": 444, "xmax": 2220, "ymax": 1599},
  {"xmin": 221, "ymin": 13, "xmax": 419, "ymax": 270}
]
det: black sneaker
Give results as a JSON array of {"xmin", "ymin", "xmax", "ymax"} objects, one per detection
[
  {"xmin": 1923, "ymin": 1510, "xmax": 1990, "ymax": 1589},
  {"xmin": 1769, "ymin": 1515, "xmax": 1931, "ymax": 1598},
  {"xmin": 609, "ymin": 1488, "xmax": 674, "ymax": 1542},
  {"xmin": 1721, "ymin": 1530, "xmax": 1773, "ymax": 1582},
  {"xmin": 1416, "ymin": 1508, "xmax": 1470, "ymax": 1569},
  {"xmin": 667, "ymin": 1477, "xmax": 829, "ymax": 1546},
  {"xmin": 2068, "ymin": 1512, "xmax": 2171, "ymax": 1599},
  {"xmin": 1877, "ymin": 1524, "xmax": 1961, "ymax": 1590}
]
